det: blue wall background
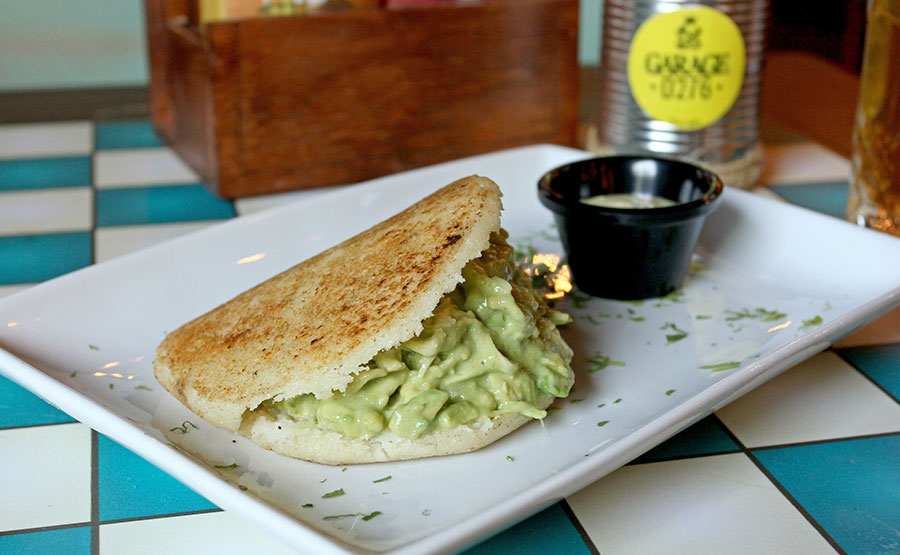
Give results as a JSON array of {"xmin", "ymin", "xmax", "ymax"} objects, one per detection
[{"xmin": 0, "ymin": 0, "xmax": 599, "ymax": 92}]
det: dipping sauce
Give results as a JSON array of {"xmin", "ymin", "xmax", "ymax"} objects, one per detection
[{"xmin": 580, "ymin": 193, "xmax": 677, "ymax": 209}]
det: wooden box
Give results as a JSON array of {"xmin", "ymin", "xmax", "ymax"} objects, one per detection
[{"xmin": 144, "ymin": 0, "xmax": 578, "ymax": 198}]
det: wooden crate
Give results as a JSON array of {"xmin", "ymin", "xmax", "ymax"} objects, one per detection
[{"xmin": 144, "ymin": 0, "xmax": 578, "ymax": 198}]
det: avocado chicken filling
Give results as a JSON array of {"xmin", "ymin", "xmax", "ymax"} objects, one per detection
[{"xmin": 259, "ymin": 230, "xmax": 574, "ymax": 440}]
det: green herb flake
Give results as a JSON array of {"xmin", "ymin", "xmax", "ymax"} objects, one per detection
[
  {"xmin": 666, "ymin": 389, "xmax": 676, "ymax": 396},
  {"xmin": 597, "ymin": 403, "xmax": 606, "ymax": 408},
  {"xmin": 614, "ymin": 398, "xmax": 622, "ymax": 404},
  {"xmin": 89, "ymin": 344, "xmax": 100, "ymax": 351},
  {"xmin": 567, "ymin": 291, "xmax": 593, "ymax": 310},
  {"xmin": 169, "ymin": 421, "xmax": 199, "ymax": 434},
  {"xmin": 109, "ymin": 383, "xmax": 114, "ymax": 390},
  {"xmin": 422, "ymin": 509, "xmax": 432, "ymax": 516},
  {"xmin": 361, "ymin": 511, "xmax": 382, "ymax": 521},
  {"xmin": 700, "ymin": 361, "xmax": 741, "ymax": 372},
  {"xmin": 725, "ymin": 307, "xmax": 787, "ymax": 322},
  {"xmin": 802, "ymin": 315, "xmax": 823, "ymax": 327},
  {"xmin": 695, "ymin": 315, "xmax": 712, "ymax": 320},
  {"xmin": 570, "ymin": 398, "xmax": 584, "ymax": 404},
  {"xmin": 214, "ymin": 463, "xmax": 239, "ymax": 469},
  {"xmin": 588, "ymin": 353, "xmax": 625, "ymax": 373},
  {"xmin": 238, "ymin": 485, "xmax": 248, "ymax": 491},
  {"xmin": 341, "ymin": 467, "xmax": 347, "ymax": 472},
  {"xmin": 69, "ymin": 371, "xmax": 77, "ymax": 378},
  {"xmin": 506, "ymin": 455, "xmax": 514, "ymax": 462},
  {"xmin": 134, "ymin": 385, "xmax": 151, "ymax": 391},
  {"xmin": 323, "ymin": 513, "xmax": 357, "ymax": 521},
  {"xmin": 597, "ymin": 420, "xmax": 609, "ymax": 427},
  {"xmin": 582, "ymin": 314, "xmax": 611, "ymax": 325},
  {"xmin": 373, "ymin": 476, "xmax": 392, "ymax": 483},
  {"xmin": 322, "ymin": 488, "xmax": 345, "ymax": 498},
  {"xmin": 630, "ymin": 316, "xmax": 646, "ymax": 322},
  {"xmin": 302, "ymin": 503, "xmax": 314, "ymax": 508},
  {"xmin": 661, "ymin": 322, "xmax": 689, "ymax": 345}
]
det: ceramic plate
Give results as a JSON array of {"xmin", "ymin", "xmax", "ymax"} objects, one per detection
[{"xmin": 2, "ymin": 145, "xmax": 899, "ymax": 554}]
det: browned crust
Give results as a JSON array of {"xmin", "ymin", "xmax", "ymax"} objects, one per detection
[{"xmin": 153, "ymin": 176, "xmax": 502, "ymax": 431}]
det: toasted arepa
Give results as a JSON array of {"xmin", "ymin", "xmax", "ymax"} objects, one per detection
[{"xmin": 155, "ymin": 177, "xmax": 501, "ymax": 426}]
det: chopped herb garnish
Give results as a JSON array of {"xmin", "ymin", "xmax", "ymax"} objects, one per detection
[
  {"xmin": 214, "ymin": 463, "xmax": 239, "ymax": 469},
  {"xmin": 70, "ymin": 371, "xmax": 77, "ymax": 378},
  {"xmin": 506, "ymin": 455, "xmax": 514, "ymax": 462},
  {"xmin": 323, "ymin": 513, "xmax": 356, "ymax": 521},
  {"xmin": 597, "ymin": 403, "xmax": 606, "ymax": 408},
  {"xmin": 89, "ymin": 344, "xmax": 100, "ymax": 351},
  {"xmin": 630, "ymin": 316, "xmax": 645, "ymax": 322},
  {"xmin": 322, "ymin": 488, "xmax": 345, "ymax": 498},
  {"xmin": 588, "ymin": 353, "xmax": 625, "ymax": 372},
  {"xmin": 666, "ymin": 389, "xmax": 676, "ymax": 396},
  {"xmin": 802, "ymin": 315, "xmax": 823, "ymax": 328},
  {"xmin": 134, "ymin": 385, "xmax": 151, "ymax": 391},
  {"xmin": 570, "ymin": 398, "xmax": 584, "ymax": 404},
  {"xmin": 341, "ymin": 467, "xmax": 347, "ymax": 472},
  {"xmin": 661, "ymin": 322, "xmax": 689, "ymax": 345},
  {"xmin": 614, "ymin": 398, "xmax": 622, "ymax": 404},
  {"xmin": 700, "ymin": 361, "xmax": 741, "ymax": 372},
  {"xmin": 597, "ymin": 420, "xmax": 609, "ymax": 427},
  {"xmin": 725, "ymin": 307, "xmax": 787, "ymax": 322},
  {"xmin": 695, "ymin": 315, "xmax": 712, "ymax": 320},
  {"xmin": 321, "ymin": 511, "xmax": 382, "ymax": 522},
  {"xmin": 422, "ymin": 509, "xmax": 432, "ymax": 516},
  {"xmin": 373, "ymin": 476, "xmax": 392, "ymax": 483},
  {"xmin": 239, "ymin": 485, "xmax": 248, "ymax": 491},
  {"xmin": 169, "ymin": 421, "xmax": 199, "ymax": 434},
  {"xmin": 109, "ymin": 383, "xmax": 114, "ymax": 390},
  {"xmin": 302, "ymin": 503, "xmax": 314, "ymax": 508},
  {"xmin": 582, "ymin": 314, "xmax": 611, "ymax": 325}
]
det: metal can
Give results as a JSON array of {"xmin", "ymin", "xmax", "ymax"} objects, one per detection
[{"xmin": 585, "ymin": 0, "xmax": 768, "ymax": 189}]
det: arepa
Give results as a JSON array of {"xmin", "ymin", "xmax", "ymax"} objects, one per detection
[{"xmin": 154, "ymin": 176, "xmax": 574, "ymax": 464}]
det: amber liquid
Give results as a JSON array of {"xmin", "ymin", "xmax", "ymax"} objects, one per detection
[{"xmin": 849, "ymin": 0, "xmax": 900, "ymax": 236}]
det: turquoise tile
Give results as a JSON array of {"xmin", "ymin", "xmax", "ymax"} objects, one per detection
[
  {"xmin": 0, "ymin": 527, "xmax": 91, "ymax": 554},
  {"xmin": 0, "ymin": 232, "xmax": 92, "ymax": 285},
  {"xmin": 754, "ymin": 435, "xmax": 900, "ymax": 555},
  {"xmin": 836, "ymin": 344, "xmax": 900, "ymax": 401},
  {"xmin": 769, "ymin": 181, "xmax": 848, "ymax": 219},
  {"xmin": 463, "ymin": 503, "xmax": 591, "ymax": 555},
  {"xmin": 97, "ymin": 434, "xmax": 217, "ymax": 521},
  {"xmin": 0, "ymin": 156, "xmax": 91, "ymax": 191},
  {"xmin": 0, "ymin": 375, "xmax": 75, "ymax": 428},
  {"xmin": 95, "ymin": 184, "xmax": 235, "ymax": 227},
  {"xmin": 631, "ymin": 415, "xmax": 740, "ymax": 464},
  {"xmin": 95, "ymin": 120, "xmax": 163, "ymax": 150}
]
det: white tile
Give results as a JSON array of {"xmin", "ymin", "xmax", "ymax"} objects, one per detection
[
  {"xmin": 760, "ymin": 142, "xmax": 850, "ymax": 186},
  {"xmin": 99, "ymin": 511, "xmax": 299, "ymax": 555},
  {"xmin": 0, "ymin": 283, "xmax": 33, "ymax": 299},
  {"xmin": 94, "ymin": 148, "xmax": 198, "ymax": 188},
  {"xmin": 0, "ymin": 121, "xmax": 92, "ymax": 160},
  {"xmin": 0, "ymin": 188, "xmax": 92, "ymax": 236},
  {"xmin": 835, "ymin": 304, "xmax": 900, "ymax": 347},
  {"xmin": 716, "ymin": 350, "xmax": 900, "ymax": 447},
  {"xmin": 0, "ymin": 423, "xmax": 92, "ymax": 531},
  {"xmin": 94, "ymin": 221, "xmax": 222, "ymax": 262},
  {"xmin": 567, "ymin": 453, "xmax": 836, "ymax": 555}
]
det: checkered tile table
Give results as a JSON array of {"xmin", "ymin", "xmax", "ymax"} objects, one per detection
[{"xmin": 1, "ymin": 120, "xmax": 899, "ymax": 554}]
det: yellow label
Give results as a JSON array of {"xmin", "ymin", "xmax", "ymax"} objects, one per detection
[{"xmin": 627, "ymin": 6, "xmax": 746, "ymax": 131}]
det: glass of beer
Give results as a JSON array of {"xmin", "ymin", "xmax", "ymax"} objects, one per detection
[{"xmin": 848, "ymin": 0, "xmax": 900, "ymax": 237}]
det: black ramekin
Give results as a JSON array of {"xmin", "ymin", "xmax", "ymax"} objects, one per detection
[{"xmin": 538, "ymin": 156, "xmax": 724, "ymax": 300}]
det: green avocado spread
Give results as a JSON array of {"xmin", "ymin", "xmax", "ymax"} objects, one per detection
[{"xmin": 261, "ymin": 230, "xmax": 574, "ymax": 440}]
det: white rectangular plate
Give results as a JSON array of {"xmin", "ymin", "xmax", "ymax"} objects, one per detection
[{"xmin": 2, "ymin": 145, "xmax": 900, "ymax": 554}]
